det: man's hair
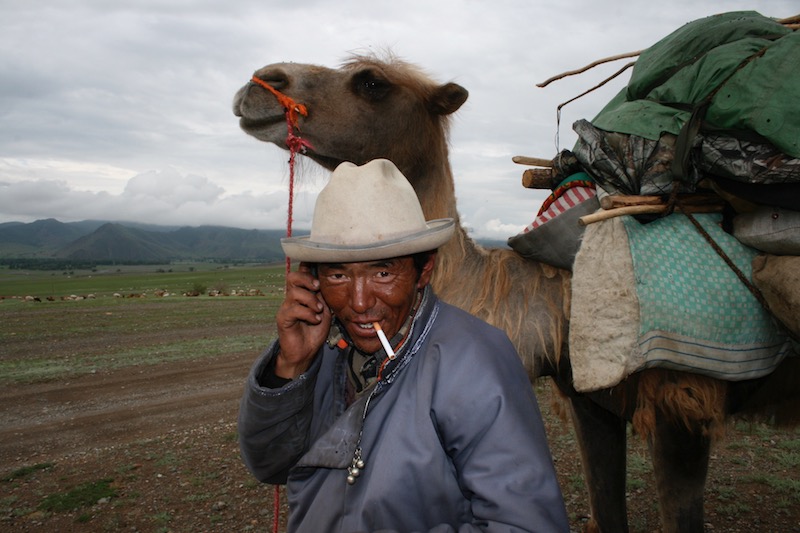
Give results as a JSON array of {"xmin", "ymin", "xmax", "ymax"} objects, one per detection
[{"xmin": 411, "ymin": 250, "xmax": 435, "ymax": 275}]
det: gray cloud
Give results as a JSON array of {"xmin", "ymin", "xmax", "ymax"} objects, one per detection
[{"xmin": 1, "ymin": 0, "xmax": 795, "ymax": 238}]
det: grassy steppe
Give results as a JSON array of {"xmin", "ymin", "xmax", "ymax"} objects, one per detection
[
  {"xmin": 0, "ymin": 262, "xmax": 284, "ymax": 300},
  {"xmin": 0, "ymin": 263, "xmax": 286, "ymax": 384}
]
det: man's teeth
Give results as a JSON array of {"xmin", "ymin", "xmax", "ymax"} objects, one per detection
[{"xmin": 357, "ymin": 323, "xmax": 375, "ymax": 330}]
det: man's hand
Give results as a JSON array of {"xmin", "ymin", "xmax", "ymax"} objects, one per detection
[{"xmin": 274, "ymin": 262, "xmax": 332, "ymax": 379}]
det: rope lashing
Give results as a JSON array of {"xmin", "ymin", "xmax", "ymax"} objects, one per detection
[
  {"xmin": 250, "ymin": 75, "xmax": 308, "ymax": 129},
  {"xmin": 250, "ymin": 75, "xmax": 312, "ymax": 279}
]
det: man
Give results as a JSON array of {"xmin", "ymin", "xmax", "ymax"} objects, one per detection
[{"xmin": 238, "ymin": 159, "xmax": 568, "ymax": 532}]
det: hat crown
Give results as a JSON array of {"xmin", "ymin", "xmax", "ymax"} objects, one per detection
[{"xmin": 311, "ymin": 159, "xmax": 428, "ymax": 246}]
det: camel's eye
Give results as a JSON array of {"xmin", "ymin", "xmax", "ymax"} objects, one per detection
[{"xmin": 352, "ymin": 70, "xmax": 391, "ymax": 101}]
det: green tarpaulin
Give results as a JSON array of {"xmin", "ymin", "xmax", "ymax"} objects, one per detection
[{"xmin": 590, "ymin": 11, "xmax": 799, "ymax": 158}]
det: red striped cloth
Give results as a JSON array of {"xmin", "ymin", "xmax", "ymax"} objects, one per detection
[{"xmin": 524, "ymin": 186, "xmax": 597, "ymax": 232}]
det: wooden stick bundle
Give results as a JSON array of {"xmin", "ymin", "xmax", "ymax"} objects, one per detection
[{"xmin": 512, "ymin": 155, "xmax": 556, "ymax": 190}]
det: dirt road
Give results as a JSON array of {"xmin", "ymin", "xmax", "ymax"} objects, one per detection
[{"xmin": 0, "ymin": 353, "xmax": 253, "ymax": 471}]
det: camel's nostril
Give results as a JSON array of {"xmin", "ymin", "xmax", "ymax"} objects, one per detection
[{"xmin": 253, "ymin": 69, "xmax": 289, "ymax": 91}]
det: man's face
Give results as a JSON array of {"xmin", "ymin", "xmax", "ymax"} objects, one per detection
[{"xmin": 317, "ymin": 254, "xmax": 435, "ymax": 354}]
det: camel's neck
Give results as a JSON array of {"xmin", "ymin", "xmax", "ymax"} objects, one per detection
[
  {"xmin": 410, "ymin": 153, "xmax": 569, "ymax": 377},
  {"xmin": 433, "ymin": 218, "xmax": 479, "ymax": 293},
  {"xmin": 407, "ymin": 155, "xmax": 481, "ymax": 289},
  {"xmin": 411, "ymin": 157, "xmax": 460, "ymax": 222}
]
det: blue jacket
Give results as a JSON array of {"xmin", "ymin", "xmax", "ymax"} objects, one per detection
[{"xmin": 238, "ymin": 293, "xmax": 568, "ymax": 532}]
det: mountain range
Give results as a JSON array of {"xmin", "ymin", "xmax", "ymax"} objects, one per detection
[{"xmin": 0, "ymin": 219, "xmax": 287, "ymax": 263}]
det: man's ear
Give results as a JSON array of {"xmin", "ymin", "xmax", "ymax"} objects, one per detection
[{"xmin": 416, "ymin": 252, "xmax": 437, "ymax": 289}]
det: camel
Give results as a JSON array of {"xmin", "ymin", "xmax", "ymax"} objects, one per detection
[{"xmin": 232, "ymin": 54, "xmax": 799, "ymax": 533}]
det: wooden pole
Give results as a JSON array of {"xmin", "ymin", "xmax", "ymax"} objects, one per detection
[
  {"xmin": 599, "ymin": 193, "xmax": 722, "ymax": 210},
  {"xmin": 512, "ymin": 155, "xmax": 553, "ymax": 167},
  {"xmin": 579, "ymin": 204, "xmax": 724, "ymax": 226}
]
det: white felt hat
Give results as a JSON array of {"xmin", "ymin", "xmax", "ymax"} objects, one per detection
[{"xmin": 281, "ymin": 159, "xmax": 454, "ymax": 262}]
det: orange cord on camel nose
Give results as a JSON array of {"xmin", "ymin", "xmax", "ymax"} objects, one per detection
[
  {"xmin": 251, "ymin": 75, "xmax": 312, "ymax": 282},
  {"xmin": 250, "ymin": 76, "xmax": 308, "ymax": 128}
]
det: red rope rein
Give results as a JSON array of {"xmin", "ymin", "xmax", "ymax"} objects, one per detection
[
  {"xmin": 250, "ymin": 75, "xmax": 312, "ymax": 279},
  {"xmin": 251, "ymin": 75, "xmax": 311, "ymax": 533}
]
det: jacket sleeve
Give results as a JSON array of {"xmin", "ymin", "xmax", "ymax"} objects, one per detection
[
  {"xmin": 431, "ymin": 326, "xmax": 570, "ymax": 533},
  {"xmin": 237, "ymin": 341, "xmax": 321, "ymax": 484}
]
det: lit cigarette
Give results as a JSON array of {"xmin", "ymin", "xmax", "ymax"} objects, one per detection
[{"xmin": 373, "ymin": 322, "xmax": 396, "ymax": 360}]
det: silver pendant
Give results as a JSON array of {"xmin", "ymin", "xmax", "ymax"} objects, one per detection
[{"xmin": 346, "ymin": 447, "xmax": 366, "ymax": 485}]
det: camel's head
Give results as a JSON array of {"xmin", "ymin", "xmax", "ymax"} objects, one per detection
[{"xmin": 232, "ymin": 54, "xmax": 468, "ymax": 180}]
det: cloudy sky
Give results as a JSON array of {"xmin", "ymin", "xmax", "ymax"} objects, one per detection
[{"xmin": 1, "ymin": 1, "xmax": 795, "ymax": 239}]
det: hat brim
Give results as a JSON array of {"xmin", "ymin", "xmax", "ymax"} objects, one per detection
[{"xmin": 281, "ymin": 219, "xmax": 455, "ymax": 263}]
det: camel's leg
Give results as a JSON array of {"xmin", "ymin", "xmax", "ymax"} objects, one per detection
[
  {"xmin": 648, "ymin": 410, "xmax": 710, "ymax": 533},
  {"xmin": 568, "ymin": 394, "xmax": 629, "ymax": 533}
]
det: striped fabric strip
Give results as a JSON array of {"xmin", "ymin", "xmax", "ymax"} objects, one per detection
[
  {"xmin": 525, "ymin": 186, "xmax": 597, "ymax": 232},
  {"xmin": 638, "ymin": 330, "xmax": 793, "ymax": 379}
]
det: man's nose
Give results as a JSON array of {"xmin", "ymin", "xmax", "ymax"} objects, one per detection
[{"xmin": 349, "ymin": 277, "xmax": 375, "ymax": 313}]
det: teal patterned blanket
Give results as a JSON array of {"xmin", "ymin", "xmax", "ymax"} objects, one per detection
[{"xmin": 569, "ymin": 213, "xmax": 794, "ymax": 392}]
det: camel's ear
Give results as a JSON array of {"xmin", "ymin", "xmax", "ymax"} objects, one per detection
[{"xmin": 429, "ymin": 83, "xmax": 468, "ymax": 116}]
